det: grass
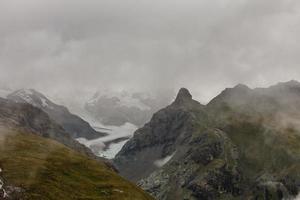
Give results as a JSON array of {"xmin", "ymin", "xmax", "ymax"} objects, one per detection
[{"xmin": 0, "ymin": 127, "xmax": 154, "ymax": 200}]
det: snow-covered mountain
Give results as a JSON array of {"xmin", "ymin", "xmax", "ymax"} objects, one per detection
[
  {"xmin": 85, "ymin": 90, "xmax": 174, "ymax": 127},
  {"xmin": 75, "ymin": 89, "xmax": 175, "ymax": 159},
  {"xmin": 5, "ymin": 88, "xmax": 174, "ymax": 159},
  {"xmin": 7, "ymin": 89, "xmax": 106, "ymax": 139}
]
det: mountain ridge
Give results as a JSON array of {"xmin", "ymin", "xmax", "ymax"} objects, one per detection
[
  {"xmin": 114, "ymin": 81, "xmax": 300, "ymax": 200},
  {"xmin": 7, "ymin": 89, "xmax": 106, "ymax": 139}
]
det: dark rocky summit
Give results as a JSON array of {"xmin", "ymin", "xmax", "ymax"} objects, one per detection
[{"xmin": 114, "ymin": 82, "xmax": 300, "ymax": 200}]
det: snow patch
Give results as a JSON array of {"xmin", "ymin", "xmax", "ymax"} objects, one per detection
[
  {"xmin": 14, "ymin": 89, "xmax": 38, "ymax": 106},
  {"xmin": 154, "ymin": 152, "xmax": 176, "ymax": 167},
  {"xmin": 13, "ymin": 89, "xmax": 55, "ymax": 109},
  {"xmin": 88, "ymin": 123, "xmax": 137, "ymax": 144},
  {"xmin": 77, "ymin": 122, "xmax": 138, "ymax": 159},
  {"xmin": 87, "ymin": 91, "xmax": 151, "ymax": 110},
  {"xmin": 23, "ymin": 89, "xmax": 33, "ymax": 95},
  {"xmin": 40, "ymin": 97, "xmax": 54, "ymax": 109},
  {"xmin": 98, "ymin": 139, "xmax": 129, "ymax": 159},
  {"xmin": 41, "ymin": 98, "xmax": 48, "ymax": 107}
]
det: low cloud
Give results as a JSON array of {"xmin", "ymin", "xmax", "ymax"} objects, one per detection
[{"xmin": 1, "ymin": 0, "xmax": 300, "ymax": 103}]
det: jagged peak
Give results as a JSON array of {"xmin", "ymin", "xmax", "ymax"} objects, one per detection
[
  {"xmin": 172, "ymin": 88, "xmax": 203, "ymax": 109},
  {"xmin": 174, "ymin": 88, "xmax": 192, "ymax": 104}
]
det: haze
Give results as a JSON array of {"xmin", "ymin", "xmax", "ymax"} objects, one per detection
[{"xmin": 1, "ymin": 0, "xmax": 300, "ymax": 103}]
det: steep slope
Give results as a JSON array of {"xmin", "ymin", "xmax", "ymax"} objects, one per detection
[
  {"xmin": 7, "ymin": 89, "xmax": 105, "ymax": 139},
  {"xmin": 0, "ymin": 126, "xmax": 154, "ymax": 200},
  {"xmin": 0, "ymin": 97, "xmax": 96, "ymax": 157},
  {"xmin": 114, "ymin": 88, "xmax": 207, "ymax": 182},
  {"xmin": 114, "ymin": 83, "xmax": 300, "ymax": 200}
]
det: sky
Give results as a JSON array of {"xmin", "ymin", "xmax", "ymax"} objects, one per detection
[{"xmin": 1, "ymin": 0, "xmax": 300, "ymax": 104}]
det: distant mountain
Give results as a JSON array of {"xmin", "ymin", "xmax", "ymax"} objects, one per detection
[
  {"xmin": 114, "ymin": 81, "xmax": 300, "ymax": 200},
  {"xmin": 7, "ymin": 89, "xmax": 106, "ymax": 139},
  {"xmin": 0, "ymin": 98, "xmax": 154, "ymax": 200},
  {"xmin": 0, "ymin": 97, "xmax": 93, "ymax": 157},
  {"xmin": 85, "ymin": 90, "xmax": 174, "ymax": 127}
]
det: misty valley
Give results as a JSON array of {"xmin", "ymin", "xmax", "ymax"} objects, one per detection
[
  {"xmin": 1, "ymin": 0, "xmax": 300, "ymax": 199},
  {"xmin": 0, "ymin": 81, "xmax": 300, "ymax": 200}
]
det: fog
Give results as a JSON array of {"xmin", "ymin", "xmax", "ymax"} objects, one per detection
[{"xmin": 1, "ymin": 0, "xmax": 300, "ymax": 103}]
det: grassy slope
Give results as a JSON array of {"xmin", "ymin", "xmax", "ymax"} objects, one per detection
[{"xmin": 0, "ymin": 128, "xmax": 153, "ymax": 200}]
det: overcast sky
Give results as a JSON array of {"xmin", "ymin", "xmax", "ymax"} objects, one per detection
[{"xmin": 1, "ymin": 0, "xmax": 300, "ymax": 103}]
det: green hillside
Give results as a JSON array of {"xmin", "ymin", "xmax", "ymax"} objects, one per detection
[{"xmin": 0, "ymin": 126, "xmax": 153, "ymax": 200}]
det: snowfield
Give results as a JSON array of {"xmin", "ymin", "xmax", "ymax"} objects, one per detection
[
  {"xmin": 77, "ymin": 122, "xmax": 137, "ymax": 159},
  {"xmin": 87, "ymin": 90, "xmax": 152, "ymax": 111},
  {"xmin": 54, "ymin": 97, "xmax": 140, "ymax": 159}
]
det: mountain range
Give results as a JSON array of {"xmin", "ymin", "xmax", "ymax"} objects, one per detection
[
  {"xmin": 0, "ymin": 96, "xmax": 153, "ymax": 200},
  {"xmin": 1, "ymin": 81, "xmax": 300, "ymax": 200},
  {"xmin": 114, "ymin": 81, "xmax": 300, "ymax": 200}
]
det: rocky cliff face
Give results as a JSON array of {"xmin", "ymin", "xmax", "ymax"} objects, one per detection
[{"xmin": 114, "ymin": 82, "xmax": 300, "ymax": 200}]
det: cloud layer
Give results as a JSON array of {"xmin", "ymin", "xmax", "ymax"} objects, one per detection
[{"xmin": 1, "ymin": 0, "xmax": 300, "ymax": 103}]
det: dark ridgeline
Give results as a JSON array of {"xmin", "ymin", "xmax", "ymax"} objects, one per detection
[{"xmin": 114, "ymin": 81, "xmax": 300, "ymax": 200}]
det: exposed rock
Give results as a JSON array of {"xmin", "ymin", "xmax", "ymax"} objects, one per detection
[
  {"xmin": 114, "ymin": 81, "xmax": 300, "ymax": 200},
  {"xmin": 173, "ymin": 88, "xmax": 192, "ymax": 105}
]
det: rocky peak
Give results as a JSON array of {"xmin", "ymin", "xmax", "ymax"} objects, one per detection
[{"xmin": 173, "ymin": 88, "xmax": 193, "ymax": 105}]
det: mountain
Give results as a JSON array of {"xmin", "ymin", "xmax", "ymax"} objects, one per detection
[
  {"xmin": 85, "ymin": 90, "xmax": 174, "ymax": 127},
  {"xmin": 0, "ymin": 97, "xmax": 95, "ymax": 158},
  {"xmin": 0, "ymin": 97, "xmax": 153, "ymax": 200},
  {"xmin": 7, "ymin": 89, "xmax": 106, "ymax": 139},
  {"xmin": 114, "ymin": 82, "xmax": 300, "ymax": 200},
  {"xmin": 0, "ymin": 126, "xmax": 153, "ymax": 200}
]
